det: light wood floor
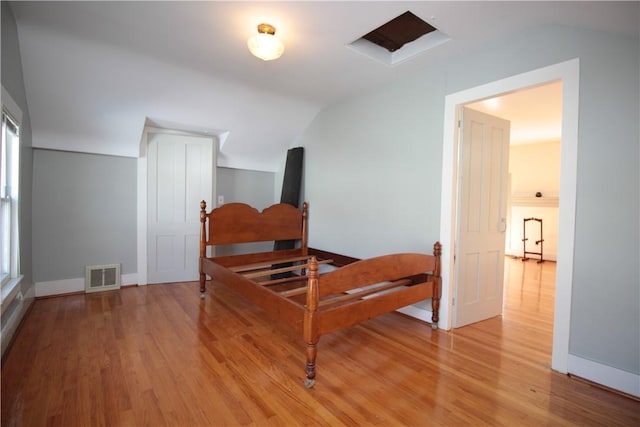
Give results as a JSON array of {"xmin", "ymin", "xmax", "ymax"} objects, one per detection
[{"xmin": 2, "ymin": 258, "xmax": 639, "ymax": 426}]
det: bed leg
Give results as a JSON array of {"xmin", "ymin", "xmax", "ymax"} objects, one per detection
[
  {"xmin": 199, "ymin": 273, "xmax": 206, "ymax": 299},
  {"xmin": 199, "ymin": 201, "xmax": 208, "ymax": 299},
  {"xmin": 430, "ymin": 243, "xmax": 442, "ymax": 330},
  {"xmin": 304, "ymin": 256, "xmax": 319, "ymax": 388},
  {"xmin": 305, "ymin": 344, "xmax": 317, "ymax": 388},
  {"xmin": 431, "ymin": 278, "xmax": 441, "ymax": 330},
  {"xmin": 431, "ymin": 296, "xmax": 440, "ymax": 329}
]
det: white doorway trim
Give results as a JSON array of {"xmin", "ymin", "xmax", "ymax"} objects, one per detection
[
  {"xmin": 439, "ymin": 58, "xmax": 579, "ymax": 374},
  {"xmin": 137, "ymin": 126, "xmax": 219, "ymax": 286}
]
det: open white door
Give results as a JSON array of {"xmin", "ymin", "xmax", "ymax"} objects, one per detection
[
  {"xmin": 454, "ymin": 107, "xmax": 510, "ymax": 327},
  {"xmin": 147, "ymin": 132, "xmax": 214, "ymax": 284}
]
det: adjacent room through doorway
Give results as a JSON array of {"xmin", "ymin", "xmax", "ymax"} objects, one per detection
[{"xmin": 457, "ymin": 80, "xmax": 563, "ymax": 362}]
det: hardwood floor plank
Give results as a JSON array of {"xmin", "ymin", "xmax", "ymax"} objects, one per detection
[{"xmin": 2, "ymin": 259, "xmax": 639, "ymax": 426}]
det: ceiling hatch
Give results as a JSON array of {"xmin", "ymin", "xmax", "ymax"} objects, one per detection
[{"xmin": 348, "ymin": 11, "xmax": 449, "ymax": 66}]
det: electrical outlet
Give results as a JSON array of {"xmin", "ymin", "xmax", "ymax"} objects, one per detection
[{"xmin": 217, "ymin": 195, "xmax": 224, "ymax": 205}]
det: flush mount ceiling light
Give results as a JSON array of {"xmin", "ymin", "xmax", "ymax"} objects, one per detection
[{"xmin": 247, "ymin": 23, "xmax": 284, "ymax": 61}]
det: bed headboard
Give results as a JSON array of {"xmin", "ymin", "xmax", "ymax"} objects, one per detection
[{"xmin": 200, "ymin": 201, "xmax": 308, "ymax": 246}]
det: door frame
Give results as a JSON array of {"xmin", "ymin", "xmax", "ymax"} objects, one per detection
[
  {"xmin": 439, "ymin": 58, "xmax": 580, "ymax": 374},
  {"xmin": 137, "ymin": 126, "xmax": 218, "ymax": 286}
]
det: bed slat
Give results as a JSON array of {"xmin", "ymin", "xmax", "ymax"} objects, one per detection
[
  {"xmin": 278, "ymin": 287, "xmax": 309, "ymax": 298},
  {"xmin": 229, "ymin": 256, "xmax": 312, "ymax": 272},
  {"xmin": 258, "ymin": 275, "xmax": 308, "ymax": 287},
  {"xmin": 211, "ymin": 248, "xmax": 305, "ymax": 268},
  {"xmin": 318, "ymin": 279, "xmax": 413, "ymax": 309},
  {"xmin": 240, "ymin": 259, "xmax": 333, "ymax": 279}
]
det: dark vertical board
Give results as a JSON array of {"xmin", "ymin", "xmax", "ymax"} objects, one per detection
[
  {"xmin": 279, "ymin": 147, "xmax": 304, "ymax": 207},
  {"xmin": 273, "ymin": 147, "xmax": 304, "ymax": 277},
  {"xmin": 275, "ymin": 147, "xmax": 303, "ymax": 252}
]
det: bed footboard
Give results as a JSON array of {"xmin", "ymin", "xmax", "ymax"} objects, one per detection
[{"xmin": 303, "ymin": 242, "xmax": 442, "ymax": 387}]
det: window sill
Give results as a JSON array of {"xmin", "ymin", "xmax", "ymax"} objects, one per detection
[{"xmin": 1, "ymin": 275, "xmax": 24, "ymax": 312}]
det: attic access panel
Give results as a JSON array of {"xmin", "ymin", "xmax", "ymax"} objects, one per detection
[
  {"xmin": 362, "ymin": 11, "xmax": 437, "ymax": 52},
  {"xmin": 348, "ymin": 10, "xmax": 449, "ymax": 66}
]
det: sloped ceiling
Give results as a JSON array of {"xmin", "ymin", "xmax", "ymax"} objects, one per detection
[{"xmin": 8, "ymin": 1, "xmax": 639, "ymax": 171}]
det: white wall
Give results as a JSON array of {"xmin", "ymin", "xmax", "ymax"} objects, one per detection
[
  {"xmin": 300, "ymin": 75, "xmax": 444, "ymax": 259},
  {"xmin": 506, "ymin": 140, "xmax": 561, "ymax": 260}
]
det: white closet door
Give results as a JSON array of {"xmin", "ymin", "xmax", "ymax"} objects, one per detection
[{"xmin": 147, "ymin": 132, "xmax": 213, "ymax": 284}]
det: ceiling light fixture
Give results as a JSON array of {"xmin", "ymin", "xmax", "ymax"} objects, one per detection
[{"xmin": 247, "ymin": 23, "xmax": 284, "ymax": 61}]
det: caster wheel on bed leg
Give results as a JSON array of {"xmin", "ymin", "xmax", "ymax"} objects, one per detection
[
  {"xmin": 200, "ymin": 292, "xmax": 205, "ymax": 299},
  {"xmin": 431, "ymin": 322, "xmax": 438, "ymax": 330},
  {"xmin": 304, "ymin": 378, "xmax": 315, "ymax": 388}
]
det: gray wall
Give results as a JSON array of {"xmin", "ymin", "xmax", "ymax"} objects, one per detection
[
  {"xmin": 2, "ymin": 2, "xmax": 34, "ymax": 299},
  {"xmin": 30, "ymin": 162, "xmax": 275, "ymax": 282},
  {"xmin": 215, "ymin": 167, "xmax": 276, "ymax": 255},
  {"xmin": 217, "ymin": 167, "xmax": 275, "ymax": 210},
  {"xmin": 32, "ymin": 149, "xmax": 137, "ymax": 282},
  {"xmin": 298, "ymin": 26, "xmax": 639, "ymax": 375}
]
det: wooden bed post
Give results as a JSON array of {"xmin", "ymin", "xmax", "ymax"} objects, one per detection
[
  {"xmin": 431, "ymin": 242, "xmax": 442, "ymax": 329},
  {"xmin": 199, "ymin": 200, "xmax": 208, "ymax": 298},
  {"xmin": 303, "ymin": 256, "xmax": 319, "ymax": 388}
]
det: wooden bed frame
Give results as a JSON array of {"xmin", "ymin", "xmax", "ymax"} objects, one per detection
[{"xmin": 199, "ymin": 201, "xmax": 441, "ymax": 387}]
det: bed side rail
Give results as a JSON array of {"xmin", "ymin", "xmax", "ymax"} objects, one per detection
[{"xmin": 308, "ymin": 247, "xmax": 360, "ymax": 267}]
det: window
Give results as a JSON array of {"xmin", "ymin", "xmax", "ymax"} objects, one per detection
[{"xmin": 1, "ymin": 87, "xmax": 22, "ymax": 294}]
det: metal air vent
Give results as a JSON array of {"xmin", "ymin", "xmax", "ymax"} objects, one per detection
[{"xmin": 85, "ymin": 264, "xmax": 121, "ymax": 293}]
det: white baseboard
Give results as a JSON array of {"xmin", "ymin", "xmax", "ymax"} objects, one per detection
[
  {"xmin": 35, "ymin": 277, "xmax": 83, "ymax": 297},
  {"xmin": 121, "ymin": 274, "xmax": 138, "ymax": 287},
  {"xmin": 23, "ymin": 282, "xmax": 35, "ymax": 301},
  {"xmin": 568, "ymin": 354, "xmax": 639, "ymax": 398},
  {"xmin": 396, "ymin": 305, "xmax": 436, "ymax": 327},
  {"xmin": 35, "ymin": 273, "xmax": 138, "ymax": 297}
]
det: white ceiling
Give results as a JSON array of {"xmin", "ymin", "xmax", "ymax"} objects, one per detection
[
  {"xmin": 466, "ymin": 81, "xmax": 563, "ymax": 145},
  {"xmin": 8, "ymin": 1, "xmax": 639, "ymax": 171}
]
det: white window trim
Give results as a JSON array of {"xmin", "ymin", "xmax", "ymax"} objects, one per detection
[
  {"xmin": 1, "ymin": 86, "xmax": 23, "ymax": 124},
  {"xmin": 1, "ymin": 86, "xmax": 23, "ymax": 300}
]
